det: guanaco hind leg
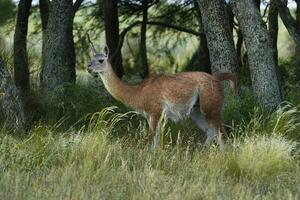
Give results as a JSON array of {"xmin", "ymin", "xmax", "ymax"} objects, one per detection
[
  {"xmin": 190, "ymin": 110, "xmax": 209, "ymax": 132},
  {"xmin": 190, "ymin": 109, "xmax": 224, "ymax": 147}
]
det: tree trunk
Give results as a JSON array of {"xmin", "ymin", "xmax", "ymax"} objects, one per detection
[
  {"xmin": 139, "ymin": 0, "xmax": 149, "ymax": 78},
  {"xmin": 226, "ymin": 3, "xmax": 234, "ymax": 36},
  {"xmin": 197, "ymin": 0, "xmax": 238, "ymax": 74},
  {"xmin": 275, "ymin": 0, "xmax": 300, "ymax": 45},
  {"xmin": 269, "ymin": 0, "xmax": 279, "ymax": 67},
  {"xmin": 236, "ymin": 29, "xmax": 243, "ymax": 68},
  {"xmin": 66, "ymin": 20, "xmax": 76, "ymax": 83},
  {"xmin": 0, "ymin": 59, "xmax": 27, "ymax": 131},
  {"xmin": 41, "ymin": 0, "xmax": 78, "ymax": 92},
  {"xmin": 269, "ymin": 0, "xmax": 285, "ymax": 97},
  {"xmin": 39, "ymin": 0, "xmax": 49, "ymax": 31},
  {"xmin": 274, "ymin": 0, "xmax": 300, "ymax": 79},
  {"xmin": 231, "ymin": 0, "xmax": 282, "ymax": 110},
  {"xmin": 103, "ymin": 0, "xmax": 124, "ymax": 78},
  {"xmin": 186, "ymin": 0, "xmax": 211, "ymax": 73},
  {"xmin": 185, "ymin": 34, "xmax": 211, "ymax": 73},
  {"xmin": 295, "ymin": 0, "xmax": 300, "ymax": 79},
  {"xmin": 13, "ymin": 0, "xmax": 32, "ymax": 97},
  {"xmin": 255, "ymin": 0, "xmax": 261, "ymax": 9}
]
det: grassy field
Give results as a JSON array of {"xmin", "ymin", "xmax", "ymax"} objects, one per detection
[{"xmin": 0, "ymin": 100, "xmax": 299, "ymax": 199}]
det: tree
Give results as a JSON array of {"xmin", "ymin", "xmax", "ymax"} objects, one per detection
[
  {"xmin": 0, "ymin": 0, "xmax": 15, "ymax": 26},
  {"xmin": 40, "ymin": 0, "xmax": 83, "ymax": 92},
  {"xmin": 273, "ymin": 0, "xmax": 300, "ymax": 79},
  {"xmin": 275, "ymin": 0, "xmax": 300, "ymax": 43},
  {"xmin": 268, "ymin": 0, "xmax": 279, "ymax": 67},
  {"xmin": 197, "ymin": 0, "xmax": 238, "ymax": 75},
  {"xmin": 139, "ymin": 0, "xmax": 149, "ymax": 78},
  {"xmin": 13, "ymin": 0, "xmax": 32, "ymax": 97},
  {"xmin": 185, "ymin": 0, "xmax": 211, "ymax": 73},
  {"xmin": 185, "ymin": 34, "xmax": 211, "ymax": 73},
  {"xmin": 295, "ymin": 0, "xmax": 300, "ymax": 78},
  {"xmin": 0, "ymin": 58, "xmax": 27, "ymax": 131},
  {"xmin": 230, "ymin": 0, "xmax": 282, "ymax": 110},
  {"xmin": 39, "ymin": 0, "xmax": 49, "ymax": 31},
  {"xmin": 110, "ymin": 1, "xmax": 204, "ymax": 74},
  {"xmin": 103, "ymin": 0, "xmax": 124, "ymax": 78},
  {"xmin": 268, "ymin": 0, "xmax": 284, "ymax": 97}
]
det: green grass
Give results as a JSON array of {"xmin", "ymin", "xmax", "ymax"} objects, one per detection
[{"xmin": 0, "ymin": 105, "xmax": 299, "ymax": 200}]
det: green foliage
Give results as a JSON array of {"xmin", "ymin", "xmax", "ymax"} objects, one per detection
[
  {"xmin": 223, "ymin": 87, "xmax": 258, "ymax": 125},
  {"xmin": 229, "ymin": 103, "xmax": 300, "ymax": 142},
  {"xmin": 277, "ymin": 59, "xmax": 300, "ymax": 104},
  {"xmin": 29, "ymin": 83, "xmax": 116, "ymax": 128},
  {"xmin": 0, "ymin": 0, "xmax": 15, "ymax": 26},
  {"xmin": 286, "ymin": 85, "xmax": 300, "ymax": 105}
]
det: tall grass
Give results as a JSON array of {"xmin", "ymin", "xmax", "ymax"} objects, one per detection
[{"xmin": 0, "ymin": 105, "xmax": 299, "ymax": 200}]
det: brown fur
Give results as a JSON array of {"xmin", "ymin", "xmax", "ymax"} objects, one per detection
[
  {"xmin": 98, "ymin": 62, "xmax": 236, "ymax": 145},
  {"xmin": 214, "ymin": 73, "xmax": 237, "ymax": 95}
]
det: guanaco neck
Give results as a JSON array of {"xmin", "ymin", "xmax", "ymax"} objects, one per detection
[{"xmin": 100, "ymin": 62, "xmax": 140, "ymax": 107}]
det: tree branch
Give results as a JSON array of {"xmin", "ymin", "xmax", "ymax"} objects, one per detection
[
  {"xmin": 39, "ymin": 0, "xmax": 50, "ymax": 30},
  {"xmin": 73, "ymin": 0, "xmax": 84, "ymax": 12},
  {"xmin": 110, "ymin": 20, "xmax": 204, "ymax": 62},
  {"xmin": 275, "ymin": 0, "xmax": 300, "ymax": 44},
  {"xmin": 146, "ymin": 21, "xmax": 205, "ymax": 36},
  {"xmin": 262, "ymin": 2, "xmax": 270, "ymax": 19},
  {"xmin": 110, "ymin": 21, "xmax": 141, "ymax": 62}
]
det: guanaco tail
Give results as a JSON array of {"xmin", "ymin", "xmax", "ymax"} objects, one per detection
[{"xmin": 87, "ymin": 44, "xmax": 237, "ymax": 148}]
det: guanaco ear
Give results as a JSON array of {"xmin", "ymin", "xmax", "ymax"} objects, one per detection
[
  {"xmin": 90, "ymin": 45, "xmax": 97, "ymax": 57},
  {"xmin": 89, "ymin": 42, "xmax": 98, "ymax": 56},
  {"xmin": 86, "ymin": 33, "xmax": 97, "ymax": 56},
  {"xmin": 104, "ymin": 45, "xmax": 109, "ymax": 57}
]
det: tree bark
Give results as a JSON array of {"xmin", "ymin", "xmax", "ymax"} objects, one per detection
[
  {"xmin": 41, "ymin": 0, "xmax": 80, "ymax": 92},
  {"xmin": 185, "ymin": 34, "xmax": 211, "ymax": 73},
  {"xmin": 186, "ymin": 0, "xmax": 211, "ymax": 73},
  {"xmin": 275, "ymin": 0, "xmax": 300, "ymax": 45},
  {"xmin": 269, "ymin": 0, "xmax": 279, "ymax": 67},
  {"xmin": 225, "ymin": 3, "xmax": 234, "ymax": 36},
  {"xmin": 255, "ymin": 0, "xmax": 261, "ymax": 9},
  {"xmin": 274, "ymin": 0, "xmax": 300, "ymax": 79},
  {"xmin": 39, "ymin": 0, "xmax": 49, "ymax": 31},
  {"xmin": 236, "ymin": 29, "xmax": 244, "ymax": 68},
  {"xmin": 66, "ymin": 18, "xmax": 76, "ymax": 83},
  {"xmin": 13, "ymin": 0, "xmax": 32, "ymax": 97},
  {"xmin": 139, "ymin": 0, "xmax": 149, "ymax": 78},
  {"xmin": 295, "ymin": 0, "xmax": 300, "ymax": 79},
  {"xmin": 0, "ymin": 59, "xmax": 27, "ymax": 131},
  {"xmin": 103, "ymin": 0, "xmax": 124, "ymax": 78},
  {"xmin": 231, "ymin": 0, "xmax": 282, "ymax": 110},
  {"xmin": 197, "ymin": 0, "xmax": 238, "ymax": 74},
  {"xmin": 269, "ymin": 0, "xmax": 285, "ymax": 98}
]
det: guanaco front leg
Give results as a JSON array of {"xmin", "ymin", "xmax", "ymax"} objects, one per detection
[{"xmin": 148, "ymin": 114, "xmax": 160, "ymax": 147}]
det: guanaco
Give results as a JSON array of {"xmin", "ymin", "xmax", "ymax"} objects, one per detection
[{"xmin": 87, "ymin": 45, "xmax": 236, "ymax": 148}]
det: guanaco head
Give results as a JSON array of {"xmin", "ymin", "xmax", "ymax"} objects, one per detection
[
  {"xmin": 87, "ymin": 35, "xmax": 109, "ymax": 78},
  {"xmin": 88, "ymin": 52, "xmax": 108, "ymax": 78}
]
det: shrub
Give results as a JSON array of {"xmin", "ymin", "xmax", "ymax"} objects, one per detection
[{"xmin": 226, "ymin": 136, "xmax": 297, "ymax": 180}]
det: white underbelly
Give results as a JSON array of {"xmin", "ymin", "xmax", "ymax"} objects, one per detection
[{"xmin": 162, "ymin": 90, "xmax": 199, "ymax": 122}]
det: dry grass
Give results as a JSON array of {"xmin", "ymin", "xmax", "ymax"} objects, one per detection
[{"xmin": 0, "ymin": 106, "xmax": 299, "ymax": 200}]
